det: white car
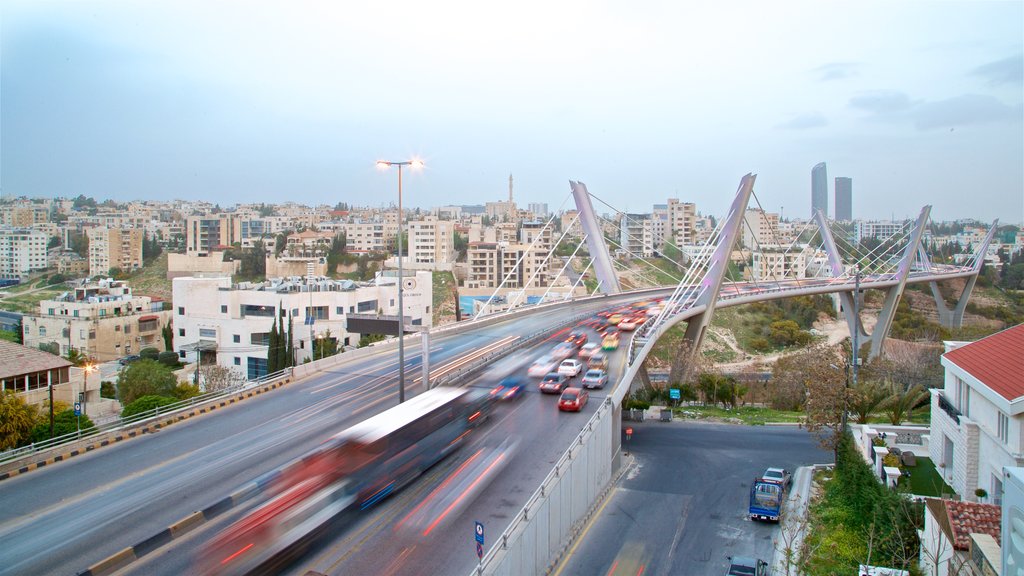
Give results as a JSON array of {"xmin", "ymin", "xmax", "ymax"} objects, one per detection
[
  {"xmin": 550, "ymin": 342, "xmax": 577, "ymax": 361},
  {"xmin": 579, "ymin": 342, "xmax": 601, "ymax": 359},
  {"xmin": 581, "ymin": 369, "xmax": 608, "ymax": 389},
  {"xmin": 557, "ymin": 359, "xmax": 584, "ymax": 377},
  {"xmin": 528, "ymin": 355, "xmax": 559, "ymax": 377}
]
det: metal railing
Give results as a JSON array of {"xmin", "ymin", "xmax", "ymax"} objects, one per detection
[
  {"xmin": 0, "ymin": 368, "xmax": 292, "ymax": 464},
  {"xmin": 937, "ymin": 393, "xmax": 961, "ymax": 425}
]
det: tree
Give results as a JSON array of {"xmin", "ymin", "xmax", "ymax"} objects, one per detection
[
  {"xmin": 267, "ymin": 316, "xmax": 280, "ymax": 374},
  {"xmin": 200, "ymin": 365, "xmax": 247, "ymax": 393},
  {"xmin": 312, "ymin": 329, "xmax": 340, "ymax": 360},
  {"xmin": 30, "ymin": 409, "xmax": 95, "ymax": 442},
  {"xmin": 0, "ymin": 391, "xmax": 38, "ymax": 450},
  {"xmin": 157, "ymin": 350, "xmax": 181, "ymax": 368},
  {"xmin": 139, "ymin": 347, "xmax": 160, "ymax": 361},
  {"xmin": 162, "ymin": 322, "xmax": 174, "ymax": 351},
  {"xmin": 768, "ymin": 319, "xmax": 812, "ymax": 348},
  {"xmin": 239, "ymin": 240, "xmax": 267, "ymax": 279},
  {"xmin": 881, "ymin": 383, "xmax": 929, "ymax": 425},
  {"xmin": 849, "ymin": 380, "xmax": 891, "ymax": 424},
  {"xmin": 285, "ymin": 313, "xmax": 294, "ymax": 368},
  {"xmin": 68, "ymin": 231, "xmax": 89, "ymax": 259},
  {"xmin": 66, "ymin": 348, "xmax": 95, "ymax": 367},
  {"xmin": 775, "ymin": 344, "xmax": 847, "ymax": 453},
  {"xmin": 117, "ymin": 359, "xmax": 178, "ymax": 405},
  {"xmin": 121, "ymin": 395, "xmax": 178, "ymax": 419}
]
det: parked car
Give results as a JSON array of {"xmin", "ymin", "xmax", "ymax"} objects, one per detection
[
  {"xmin": 564, "ymin": 331, "xmax": 588, "ymax": 348},
  {"xmin": 581, "ymin": 369, "xmax": 608, "ymax": 389},
  {"xmin": 528, "ymin": 354, "xmax": 559, "ymax": 377},
  {"xmin": 726, "ymin": 556, "xmax": 769, "ymax": 576},
  {"xmin": 558, "ymin": 387, "xmax": 589, "ymax": 412},
  {"xmin": 539, "ymin": 373, "xmax": 569, "ymax": 394},
  {"xmin": 490, "ymin": 377, "xmax": 525, "ymax": 401},
  {"xmin": 579, "ymin": 342, "xmax": 601, "ymax": 359},
  {"xmin": 760, "ymin": 467, "xmax": 792, "ymax": 488},
  {"xmin": 557, "ymin": 359, "xmax": 584, "ymax": 377},
  {"xmin": 119, "ymin": 354, "xmax": 141, "ymax": 366}
]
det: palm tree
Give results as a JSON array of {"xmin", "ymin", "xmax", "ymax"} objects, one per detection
[
  {"xmin": 849, "ymin": 380, "xmax": 891, "ymax": 424},
  {"xmin": 882, "ymin": 383, "xmax": 930, "ymax": 425}
]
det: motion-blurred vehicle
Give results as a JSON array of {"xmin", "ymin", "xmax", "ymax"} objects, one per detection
[
  {"xmin": 557, "ymin": 358, "xmax": 584, "ymax": 377},
  {"xmin": 607, "ymin": 313, "xmax": 624, "ymax": 326},
  {"xmin": 602, "ymin": 332, "xmax": 620, "ymax": 350},
  {"xmin": 564, "ymin": 331, "xmax": 588, "ymax": 348},
  {"xmin": 617, "ymin": 318, "xmax": 637, "ymax": 331},
  {"xmin": 588, "ymin": 351, "xmax": 609, "ymax": 371},
  {"xmin": 558, "ymin": 387, "xmax": 589, "ymax": 412},
  {"xmin": 760, "ymin": 467, "xmax": 792, "ymax": 488},
  {"xmin": 550, "ymin": 342, "xmax": 577, "ymax": 361},
  {"xmin": 198, "ymin": 387, "xmax": 490, "ymax": 575},
  {"xmin": 726, "ymin": 556, "xmax": 769, "ymax": 576},
  {"xmin": 579, "ymin": 342, "xmax": 601, "ymax": 359},
  {"xmin": 528, "ymin": 354, "xmax": 559, "ymax": 377},
  {"xmin": 538, "ymin": 373, "xmax": 569, "ymax": 394},
  {"xmin": 581, "ymin": 369, "xmax": 608, "ymax": 389},
  {"xmin": 490, "ymin": 377, "xmax": 525, "ymax": 401}
]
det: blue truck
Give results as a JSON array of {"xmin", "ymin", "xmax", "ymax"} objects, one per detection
[{"xmin": 749, "ymin": 478, "xmax": 783, "ymax": 522}]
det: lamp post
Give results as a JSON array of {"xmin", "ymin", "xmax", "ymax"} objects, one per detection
[{"xmin": 376, "ymin": 158, "xmax": 424, "ymax": 403}]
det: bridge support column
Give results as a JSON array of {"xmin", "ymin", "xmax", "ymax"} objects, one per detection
[
  {"xmin": 570, "ymin": 181, "xmax": 621, "ymax": 294},
  {"xmin": 928, "ymin": 220, "xmax": 998, "ymax": 329}
]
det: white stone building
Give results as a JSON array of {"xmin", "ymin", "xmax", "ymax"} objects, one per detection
[
  {"xmin": 408, "ymin": 216, "xmax": 455, "ymax": 266},
  {"xmin": 930, "ymin": 324, "xmax": 1024, "ymax": 504},
  {"xmin": 172, "ymin": 271, "xmax": 432, "ymax": 379},
  {"xmin": 741, "ymin": 209, "xmax": 780, "ymax": 249},
  {"xmin": 750, "ymin": 245, "xmax": 810, "ymax": 281},
  {"xmin": 0, "ymin": 228, "xmax": 48, "ymax": 280}
]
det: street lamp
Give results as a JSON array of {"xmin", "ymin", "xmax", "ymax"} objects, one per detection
[{"xmin": 376, "ymin": 158, "xmax": 425, "ymax": 403}]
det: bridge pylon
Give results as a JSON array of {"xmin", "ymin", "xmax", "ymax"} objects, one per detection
[
  {"xmin": 570, "ymin": 181, "xmax": 621, "ymax": 295},
  {"xmin": 928, "ymin": 220, "xmax": 998, "ymax": 329}
]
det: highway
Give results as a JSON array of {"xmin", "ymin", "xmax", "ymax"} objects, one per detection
[{"xmin": 0, "ymin": 293, "xmax": 645, "ymax": 576}]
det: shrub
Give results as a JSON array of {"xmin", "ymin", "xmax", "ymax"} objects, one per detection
[
  {"xmin": 174, "ymin": 383, "xmax": 201, "ymax": 400},
  {"xmin": 158, "ymin": 351, "xmax": 181, "ymax": 368},
  {"xmin": 139, "ymin": 347, "xmax": 160, "ymax": 361},
  {"xmin": 30, "ymin": 409, "xmax": 96, "ymax": 442},
  {"xmin": 121, "ymin": 395, "xmax": 178, "ymax": 418},
  {"xmin": 100, "ymin": 381, "xmax": 116, "ymax": 399}
]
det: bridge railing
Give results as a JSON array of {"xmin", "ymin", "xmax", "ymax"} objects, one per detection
[{"xmin": 0, "ymin": 368, "xmax": 293, "ymax": 465}]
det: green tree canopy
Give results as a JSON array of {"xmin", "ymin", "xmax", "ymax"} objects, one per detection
[
  {"xmin": 0, "ymin": 391, "xmax": 38, "ymax": 450},
  {"xmin": 121, "ymin": 395, "xmax": 178, "ymax": 419},
  {"xmin": 30, "ymin": 409, "xmax": 95, "ymax": 442},
  {"xmin": 117, "ymin": 359, "xmax": 178, "ymax": 405}
]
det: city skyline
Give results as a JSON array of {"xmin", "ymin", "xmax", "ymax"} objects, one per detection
[{"xmin": 1, "ymin": 1, "xmax": 1021, "ymax": 224}]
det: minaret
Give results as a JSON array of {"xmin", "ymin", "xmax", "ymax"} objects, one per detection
[{"xmin": 508, "ymin": 174, "xmax": 515, "ymax": 219}]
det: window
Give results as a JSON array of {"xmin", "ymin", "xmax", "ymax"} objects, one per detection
[
  {"xmin": 305, "ymin": 306, "xmax": 328, "ymax": 320},
  {"xmin": 115, "ymin": 325, "xmax": 121, "ymax": 332},
  {"xmin": 241, "ymin": 304, "xmax": 275, "ymax": 318},
  {"xmin": 73, "ymin": 310, "xmax": 79, "ymax": 317},
  {"xmin": 221, "ymin": 305, "xmax": 228, "ymax": 314},
  {"xmin": 38, "ymin": 326, "xmax": 46, "ymax": 337},
  {"xmin": 251, "ymin": 332, "xmax": 270, "ymax": 346},
  {"xmin": 247, "ymin": 356, "xmax": 267, "ymax": 380},
  {"xmin": 233, "ymin": 334, "xmax": 240, "ymax": 343},
  {"xmin": 178, "ymin": 306, "xmax": 184, "ymax": 315},
  {"xmin": 48, "ymin": 308, "xmax": 54, "ymax": 315},
  {"xmin": 336, "ymin": 306, "xmax": 344, "ymax": 315},
  {"xmin": 999, "ymin": 411, "xmax": 1009, "ymax": 443},
  {"xmin": 199, "ymin": 328, "xmax": 216, "ymax": 339},
  {"xmin": 357, "ymin": 299, "xmax": 377, "ymax": 313},
  {"xmin": 234, "ymin": 357, "xmax": 241, "ymax": 366},
  {"xmin": 993, "ymin": 475, "xmax": 1004, "ymax": 506},
  {"xmin": 178, "ymin": 328, "xmax": 185, "ymax": 337},
  {"xmin": 292, "ymin": 308, "xmax": 299, "ymax": 317},
  {"xmin": 99, "ymin": 309, "xmax": 106, "ymax": 317}
]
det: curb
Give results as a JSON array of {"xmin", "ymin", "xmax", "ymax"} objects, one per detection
[
  {"xmin": 1, "ymin": 377, "xmax": 292, "ymax": 483},
  {"xmin": 77, "ymin": 480, "xmax": 262, "ymax": 576}
]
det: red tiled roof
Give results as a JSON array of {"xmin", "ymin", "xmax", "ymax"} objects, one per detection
[
  {"xmin": 945, "ymin": 500, "xmax": 1001, "ymax": 550},
  {"xmin": 0, "ymin": 340, "xmax": 73, "ymax": 380},
  {"xmin": 943, "ymin": 323, "xmax": 1024, "ymax": 402}
]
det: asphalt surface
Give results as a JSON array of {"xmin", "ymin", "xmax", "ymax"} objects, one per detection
[
  {"xmin": 553, "ymin": 421, "xmax": 832, "ymax": 576},
  {"xmin": 0, "ymin": 293, "xmax": 650, "ymax": 576}
]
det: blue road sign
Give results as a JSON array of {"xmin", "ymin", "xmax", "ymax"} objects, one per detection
[
  {"xmin": 669, "ymin": 388, "xmax": 681, "ymax": 400},
  {"xmin": 474, "ymin": 521, "xmax": 484, "ymax": 545},
  {"xmin": 74, "ymin": 402, "xmax": 82, "ymax": 416}
]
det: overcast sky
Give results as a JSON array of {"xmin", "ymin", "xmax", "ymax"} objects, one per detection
[{"xmin": 2, "ymin": 1, "xmax": 1021, "ymax": 223}]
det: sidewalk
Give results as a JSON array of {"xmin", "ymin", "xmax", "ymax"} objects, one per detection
[{"xmin": 771, "ymin": 464, "xmax": 826, "ymax": 575}]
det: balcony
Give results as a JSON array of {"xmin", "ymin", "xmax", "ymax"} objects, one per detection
[{"xmin": 937, "ymin": 393, "xmax": 961, "ymax": 425}]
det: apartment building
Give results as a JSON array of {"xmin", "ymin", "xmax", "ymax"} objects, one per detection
[
  {"xmin": 465, "ymin": 224, "xmax": 553, "ymax": 290},
  {"xmin": 185, "ymin": 214, "xmax": 241, "ymax": 255},
  {"xmin": 750, "ymin": 245, "xmax": 810, "ymax": 281},
  {"xmin": 87, "ymin": 227, "xmax": 143, "ymax": 276},
  {"xmin": 0, "ymin": 228, "xmax": 48, "ymax": 280},
  {"xmin": 341, "ymin": 220, "xmax": 393, "ymax": 254},
  {"xmin": 619, "ymin": 213, "xmax": 647, "ymax": 256},
  {"xmin": 642, "ymin": 216, "xmax": 667, "ymax": 258},
  {"xmin": 742, "ymin": 209, "xmax": 781, "ymax": 249},
  {"xmin": 22, "ymin": 279, "xmax": 171, "ymax": 361},
  {"xmin": 172, "ymin": 272, "xmax": 432, "ymax": 378},
  {"xmin": 931, "ymin": 324, "xmax": 1024, "ymax": 504},
  {"xmin": 1, "ymin": 204, "xmax": 50, "ymax": 227},
  {"xmin": 408, "ymin": 216, "xmax": 455, "ymax": 265},
  {"xmin": 667, "ymin": 199, "xmax": 697, "ymax": 246},
  {"xmin": 854, "ymin": 220, "xmax": 905, "ymax": 245}
]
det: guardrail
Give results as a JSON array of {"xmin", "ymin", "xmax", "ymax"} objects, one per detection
[{"xmin": 0, "ymin": 368, "xmax": 293, "ymax": 464}]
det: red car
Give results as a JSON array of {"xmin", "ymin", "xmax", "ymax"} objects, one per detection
[{"xmin": 558, "ymin": 387, "xmax": 589, "ymax": 412}]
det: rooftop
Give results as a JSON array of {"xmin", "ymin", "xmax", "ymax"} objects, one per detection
[
  {"xmin": 0, "ymin": 340, "xmax": 73, "ymax": 380},
  {"xmin": 943, "ymin": 323, "xmax": 1024, "ymax": 403},
  {"xmin": 945, "ymin": 499, "xmax": 1002, "ymax": 550}
]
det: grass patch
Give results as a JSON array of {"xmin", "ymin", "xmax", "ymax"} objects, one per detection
[
  {"xmin": 898, "ymin": 456, "xmax": 954, "ymax": 497},
  {"xmin": 0, "ymin": 287, "xmax": 67, "ymax": 314},
  {"xmin": 432, "ymin": 271, "xmax": 457, "ymax": 325},
  {"xmin": 125, "ymin": 253, "xmax": 172, "ymax": 300},
  {"xmin": 673, "ymin": 404, "xmax": 804, "ymax": 425}
]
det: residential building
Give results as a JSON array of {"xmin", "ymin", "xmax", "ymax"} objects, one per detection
[
  {"xmin": 560, "ymin": 210, "xmax": 583, "ymax": 240},
  {"xmin": 527, "ymin": 203, "xmax": 548, "ymax": 218},
  {"xmin": 465, "ymin": 229, "xmax": 552, "ymax": 290},
  {"xmin": 921, "ymin": 498, "xmax": 1001, "ymax": 576},
  {"xmin": 855, "ymin": 220, "xmax": 905, "ymax": 245},
  {"xmin": 0, "ymin": 340, "xmax": 74, "ymax": 407},
  {"xmin": 742, "ymin": 209, "xmax": 781, "ymax": 249},
  {"xmin": 409, "ymin": 216, "xmax": 455, "ymax": 265},
  {"xmin": 750, "ymin": 245, "xmax": 810, "ymax": 281},
  {"xmin": 87, "ymin": 227, "xmax": 143, "ymax": 276},
  {"xmin": 0, "ymin": 228, "xmax": 48, "ymax": 280},
  {"xmin": 811, "ymin": 162, "xmax": 828, "ymax": 218},
  {"xmin": 172, "ymin": 272, "xmax": 432, "ymax": 378},
  {"xmin": 619, "ymin": 213, "xmax": 647, "ymax": 257},
  {"xmin": 341, "ymin": 220, "xmax": 393, "ymax": 254},
  {"xmin": 667, "ymin": 199, "xmax": 697, "ymax": 246},
  {"xmin": 48, "ymin": 249, "xmax": 89, "ymax": 278},
  {"xmin": 1004, "ymin": 467, "xmax": 1024, "ymax": 575},
  {"xmin": 930, "ymin": 324, "xmax": 1024, "ymax": 505},
  {"xmin": 835, "ymin": 177, "xmax": 852, "ymax": 221},
  {"xmin": 185, "ymin": 214, "xmax": 241, "ymax": 256},
  {"xmin": 22, "ymin": 279, "xmax": 171, "ymax": 362},
  {"xmin": 642, "ymin": 215, "xmax": 667, "ymax": 258},
  {"xmin": 1, "ymin": 203, "xmax": 49, "ymax": 227}
]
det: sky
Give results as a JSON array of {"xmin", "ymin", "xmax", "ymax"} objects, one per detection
[{"xmin": 1, "ymin": 1, "xmax": 1022, "ymax": 224}]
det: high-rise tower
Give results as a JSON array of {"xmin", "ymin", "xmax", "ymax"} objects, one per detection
[
  {"xmin": 811, "ymin": 162, "xmax": 828, "ymax": 218},
  {"xmin": 835, "ymin": 177, "xmax": 852, "ymax": 221}
]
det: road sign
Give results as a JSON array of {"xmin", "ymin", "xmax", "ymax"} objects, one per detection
[
  {"xmin": 474, "ymin": 521, "xmax": 484, "ymax": 544},
  {"xmin": 625, "ymin": 427, "xmax": 633, "ymax": 440},
  {"xmin": 476, "ymin": 542, "xmax": 483, "ymax": 559},
  {"xmin": 74, "ymin": 402, "xmax": 81, "ymax": 416},
  {"xmin": 669, "ymin": 388, "xmax": 681, "ymax": 400}
]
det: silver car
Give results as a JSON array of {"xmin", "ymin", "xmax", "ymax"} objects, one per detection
[{"xmin": 581, "ymin": 369, "xmax": 608, "ymax": 389}]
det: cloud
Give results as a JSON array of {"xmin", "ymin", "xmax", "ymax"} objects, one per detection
[
  {"xmin": 913, "ymin": 94, "xmax": 1021, "ymax": 130},
  {"xmin": 848, "ymin": 90, "xmax": 919, "ymax": 115},
  {"xmin": 812, "ymin": 62, "xmax": 859, "ymax": 81},
  {"xmin": 776, "ymin": 113, "xmax": 828, "ymax": 130},
  {"xmin": 970, "ymin": 53, "xmax": 1024, "ymax": 86}
]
